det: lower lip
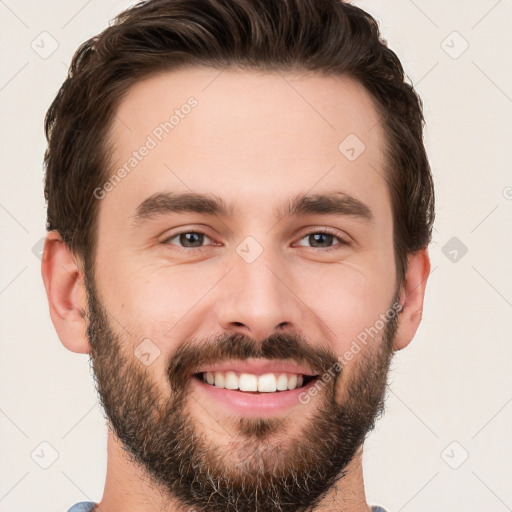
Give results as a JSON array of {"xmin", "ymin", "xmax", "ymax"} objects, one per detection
[{"xmin": 191, "ymin": 377, "xmax": 317, "ymax": 417}]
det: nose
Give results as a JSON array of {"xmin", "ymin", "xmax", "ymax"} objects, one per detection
[{"xmin": 215, "ymin": 250, "xmax": 303, "ymax": 342}]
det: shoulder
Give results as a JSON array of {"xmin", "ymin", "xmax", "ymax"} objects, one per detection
[{"xmin": 66, "ymin": 502, "xmax": 97, "ymax": 512}]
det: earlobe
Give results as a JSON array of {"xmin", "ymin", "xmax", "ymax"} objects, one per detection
[
  {"xmin": 41, "ymin": 231, "xmax": 90, "ymax": 354},
  {"xmin": 393, "ymin": 248, "xmax": 431, "ymax": 351}
]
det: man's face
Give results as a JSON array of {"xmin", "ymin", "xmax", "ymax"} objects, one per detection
[{"xmin": 87, "ymin": 68, "xmax": 400, "ymax": 511}]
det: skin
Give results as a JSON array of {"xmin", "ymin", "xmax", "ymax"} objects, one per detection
[{"xmin": 41, "ymin": 68, "xmax": 430, "ymax": 511}]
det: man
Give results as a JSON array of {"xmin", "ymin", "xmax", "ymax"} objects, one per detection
[{"xmin": 41, "ymin": 0, "xmax": 434, "ymax": 511}]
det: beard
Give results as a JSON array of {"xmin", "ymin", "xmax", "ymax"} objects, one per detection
[{"xmin": 85, "ymin": 273, "xmax": 399, "ymax": 512}]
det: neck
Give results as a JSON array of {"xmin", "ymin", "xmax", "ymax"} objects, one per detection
[{"xmin": 96, "ymin": 430, "xmax": 372, "ymax": 512}]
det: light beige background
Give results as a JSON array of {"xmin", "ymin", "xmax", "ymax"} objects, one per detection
[{"xmin": 1, "ymin": 1, "xmax": 511, "ymax": 511}]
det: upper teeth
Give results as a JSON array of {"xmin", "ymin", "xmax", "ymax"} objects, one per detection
[{"xmin": 202, "ymin": 372, "xmax": 305, "ymax": 392}]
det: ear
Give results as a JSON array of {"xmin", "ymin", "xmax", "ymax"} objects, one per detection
[
  {"xmin": 41, "ymin": 231, "xmax": 90, "ymax": 354},
  {"xmin": 393, "ymin": 248, "xmax": 431, "ymax": 351}
]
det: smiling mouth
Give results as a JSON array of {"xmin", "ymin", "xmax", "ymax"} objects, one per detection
[{"xmin": 194, "ymin": 371, "xmax": 317, "ymax": 393}]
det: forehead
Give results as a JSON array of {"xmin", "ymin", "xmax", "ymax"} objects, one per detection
[{"xmin": 104, "ymin": 68, "xmax": 389, "ymax": 224}]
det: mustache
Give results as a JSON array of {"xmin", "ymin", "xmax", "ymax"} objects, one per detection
[{"xmin": 167, "ymin": 331, "xmax": 339, "ymax": 393}]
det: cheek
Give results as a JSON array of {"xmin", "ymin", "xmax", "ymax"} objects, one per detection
[
  {"xmin": 100, "ymin": 256, "xmax": 215, "ymax": 323},
  {"xmin": 294, "ymin": 260, "xmax": 394, "ymax": 352},
  {"xmin": 96, "ymin": 259, "xmax": 224, "ymax": 378}
]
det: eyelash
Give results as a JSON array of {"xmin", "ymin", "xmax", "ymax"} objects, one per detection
[
  {"xmin": 295, "ymin": 228, "xmax": 350, "ymax": 251},
  {"xmin": 162, "ymin": 228, "xmax": 350, "ymax": 252}
]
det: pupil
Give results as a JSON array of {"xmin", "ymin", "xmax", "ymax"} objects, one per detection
[
  {"xmin": 310, "ymin": 233, "xmax": 333, "ymax": 247},
  {"xmin": 180, "ymin": 232, "xmax": 203, "ymax": 247}
]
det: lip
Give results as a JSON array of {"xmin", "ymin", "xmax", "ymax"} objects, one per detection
[
  {"xmin": 192, "ymin": 358, "xmax": 317, "ymax": 377},
  {"xmin": 191, "ymin": 375, "xmax": 318, "ymax": 417}
]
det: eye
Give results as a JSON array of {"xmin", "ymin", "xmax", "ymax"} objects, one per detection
[
  {"xmin": 163, "ymin": 231, "xmax": 215, "ymax": 248},
  {"xmin": 161, "ymin": 229, "xmax": 348, "ymax": 251},
  {"xmin": 295, "ymin": 230, "xmax": 349, "ymax": 250}
]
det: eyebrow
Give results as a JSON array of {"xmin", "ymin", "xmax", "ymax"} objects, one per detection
[
  {"xmin": 278, "ymin": 192, "xmax": 373, "ymax": 222},
  {"xmin": 132, "ymin": 191, "xmax": 373, "ymax": 225}
]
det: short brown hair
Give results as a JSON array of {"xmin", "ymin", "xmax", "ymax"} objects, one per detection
[{"xmin": 44, "ymin": 0, "xmax": 434, "ymax": 285}]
